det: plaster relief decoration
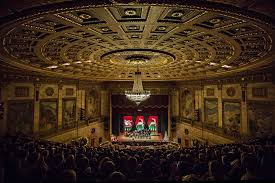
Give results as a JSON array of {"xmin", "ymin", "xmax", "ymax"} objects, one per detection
[
  {"xmin": 63, "ymin": 99, "xmax": 76, "ymax": 129},
  {"xmin": 226, "ymin": 87, "xmax": 236, "ymax": 97},
  {"xmin": 7, "ymin": 101, "xmax": 33, "ymax": 134},
  {"xmin": 223, "ymin": 101, "xmax": 240, "ymax": 135},
  {"xmin": 86, "ymin": 89, "xmax": 100, "ymax": 122},
  {"xmin": 40, "ymin": 101, "xmax": 57, "ymax": 132},
  {"xmin": 252, "ymin": 87, "xmax": 268, "ymax": 97},
  {"xmin": 206, "ymin": 88, "xmax": 215, "ymax": 96},
  {"xmin": 15, "ymin": 87, "xmax": 29, "ymax": 97},
  {"xmin": 45, "ymin": 87, "xmax": 54, "ymax": 97},
  {"xmin": 0, "ymin": 1, "xmax": 272, "ymax": 82},
  {"xmin": 205, "ymin": 99, "xmax": 218, "ymax": 126},
  {"xmin": 180, "ymin": 89, "xmax": 194, "ymax": 119},
  {"xmin": 66, "ymin": 88, "xmax": 74, "ymax": 96},
  {"xmin": 248, "ymin": 102, "xmax": 273, "ymax": 137}
]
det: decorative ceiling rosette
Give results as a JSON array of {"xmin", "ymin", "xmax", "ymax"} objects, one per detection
[{"xmin": 0, "ymin": 0, "xmax": 273, "ymax": 81}]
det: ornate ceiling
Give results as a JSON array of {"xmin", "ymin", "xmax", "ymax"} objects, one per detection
[{"xmin": 0, "ymin": 0, "xmax": 274, "ymax": 81}]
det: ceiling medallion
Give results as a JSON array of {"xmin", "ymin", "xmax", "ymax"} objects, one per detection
[
  {"xmin": 45, "ymin": 87, "xmax": 54, "ymax": 96},
  {"xmin": 0, "ymin": 2, "xmax": 273, "ymax": 81},
  {"xmin": 171, "ymin": 11, "xmax": 184, "ymax": 18},
  {"xmin": 156, "ymin": 26, "xmax": 167, "ymax": 31},
  {"xmin": 124, "ymin": 9, "xmax": 137, "ymax": 16},
  {"xmin": 126, "ymin": 55, "xmax": 150, "ymax": 65},
  {"xmin": 101, "ymin": 49, "xmax": 175, "ymax": 67},
  {"xmin": 226, "ymin": 87, "xmax": 236, "ymax": 97},
  {"xmin": 78, "ymin": 13, "xmax": 92, "ymax": 20},
  {"xmin": 209, "ymin": 18, "xmax": 221, "ymax": 24}
]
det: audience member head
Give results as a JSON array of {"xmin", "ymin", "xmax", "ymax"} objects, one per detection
[
  {"xmin": 60, "ymin": 169, "xmax": 76, "ymax": 183},
  {"xmin": 109, "ymin": 171, "xmax": 126, "ymax": 181},
  {"xmin": 208, "ymin": 160, "xmax": 224, "ymax": 180}
]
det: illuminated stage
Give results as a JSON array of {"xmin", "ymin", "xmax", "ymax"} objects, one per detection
[{"xmin": 116, "ymin": 132, "xmax": 163, "ymax": 142}]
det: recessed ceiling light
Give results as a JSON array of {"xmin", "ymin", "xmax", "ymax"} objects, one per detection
[
  {"xmin": 195, "ymin": 61, "xmax": 202, "ymax": 63},
  {"xmin": 209, "ymin": 62, "xmax": 218, "ymax": 66},
  {"xmin": 79, "ymin": 13, "xmax": 92, "ymax": 20},
  {"xmin": 74, "ymin": 61, "xmax": 82, "ymax": 64},
  {"xmin": 209, "ymin": 18, "xmax": 221, "ymax": 24},
  {"xmin": 85, "ymin": 60, "xmax": 92, "ymax": 63},
  {"xmin": 222, "ymin": 65, "xmax": 232, "ymax": 68},
  {"xmin": 171, "ymin": 11, "xmax": 184, "ymax": 18},
  {"xmin": 124, "ymin": 9, "xmax": 137, "ymax": 16},
  {"xmin": 62, "ymin": 63, "xmax": 70, "ymax": 66},
  {"xmin": 47, "ymin": 65, "xmax": 58, "ymax": 69},
  {"xmin": 128, "ymin": 26, "xmax": 138, "ymax": 30}
]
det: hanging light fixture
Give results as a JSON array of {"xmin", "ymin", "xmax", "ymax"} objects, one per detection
[{"xmin": 125, "ymin": 66, "xmax": 151, "ymax": 105}]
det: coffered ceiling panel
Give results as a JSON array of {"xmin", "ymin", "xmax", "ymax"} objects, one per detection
[{"xmin": 0, "ymin": 0, "xmax": 273, "ymax": 81}]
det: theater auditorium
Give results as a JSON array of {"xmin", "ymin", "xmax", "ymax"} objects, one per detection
[{"xmin": 0, "ymin": 0, "xmax": 275, "ymax": 182}]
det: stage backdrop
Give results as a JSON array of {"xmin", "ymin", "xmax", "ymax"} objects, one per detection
[
  {"xmin": 123, "ymin": 115, "xmax": 158, "ymax": 132},
  {"xmin": 112, "ymin": 95, "xmax": 168, "ymax": 136}
]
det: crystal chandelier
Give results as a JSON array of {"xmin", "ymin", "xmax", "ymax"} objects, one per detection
[{"xmin": 125, "ymin": 68, "xmax": 151, "ymax": 105}]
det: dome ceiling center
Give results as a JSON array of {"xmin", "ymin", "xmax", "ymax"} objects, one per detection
[{"xmin": 0, "ymin": 1, "xmax": 273, "ymax": 81}]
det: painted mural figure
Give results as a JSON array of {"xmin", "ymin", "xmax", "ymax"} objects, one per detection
[
  {"xmin": 8, "ymin": 102, "xmax": 33, "ymax": 135},
  {"xmin": 40, "ymin": 101, "xmax": 57, "ymax": 131},
  {"xmin": 87, "ymin": 89, "xmax": 99, "ymax": 121},
  {"xmin": 63, "ymin": 100, "xmax": 76, "ymax": 128},
  {"xmin": 224, "ymin": 102, "xmax": 240, "ymax": 135}
]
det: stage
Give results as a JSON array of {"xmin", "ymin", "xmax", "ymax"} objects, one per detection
[{"xmin": 115, "ymin": 132, "xmax": 163, "ymax": 142}]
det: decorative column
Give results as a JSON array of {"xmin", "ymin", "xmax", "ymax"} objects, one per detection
[
  {"xmin": 272, "ymin": 70, "xmax": 275, "ymax": 136},
  {"xmin": 170, "ymin": 88, "xmax": 179, "ymax": 141},
  {"xmin": 101, "ymin": 90, "xmax": 110, "ymax": 117},
  {"xmin": 273, "ymin": 105, "xmax": 275, "ymax": 136},
  {"xmin": 33, "ymin": 81, "xmax": 41, "ymax": 134},
  {"xmin": 168, "ymin": 93, "xmax": 171, "ymax": 140},
  {"xmin": 200, "ymin": 85, "xmax": 205, "ymax": 123},
  {"xmin": 171, "ymin": 89, "xmax": 179, "ymax": 117},
  {"xmin": 57, "ymin": 82, "xmax": 63, "ymax": 130},
  {"xmin": 240, "ymin": 82, "xmax": 248, "ymax": 135},
  {"xmin": 76, "ymin": 85, "xmax": 85, "ymax": 123},
  {"xmin": 108, "ymin": 91, "xmax": 112, "ymax": 140},
  {"xmin": 0, "ymin": 81, "xmax": 8, "ymax": 136},
  {"xmin": 217, "ymin": 83, "xmax": 223, "ymax": 128}
]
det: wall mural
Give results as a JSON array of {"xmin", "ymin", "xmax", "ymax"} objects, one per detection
[
  {"xmin": 63, "ymin": 99, "xmax": 76, "ymax": 129},
  {"xmin": 40, "ymin": 101, "xmax": 57, "ymax": 132},
  {"xmin": 205, "ymin": 99, "xmax": 218, "ymax": 126},
  {"xmin": 248, "ymin": 102, "xmax": 273, "ymax": 137},
  {"xmin": 180, "ymin": 90, "xmax": 194, "ymax": 119},
  {"xmin": 223, "ymin": 102, "xmax": 240, "ymax": 134},
  {"xmin": 8, "ymin": 101, "xmax": 33, "ymax": 134},
  {"xmin": 86, "ymin": 89, "xmax": 100, "ymax": 121}
]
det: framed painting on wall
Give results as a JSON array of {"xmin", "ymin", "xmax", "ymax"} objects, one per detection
[
  {"xmin": 204, "ymin": 99, "xmax": 218, "ymax": 126},
  {"xmin": 223, "ymin": 101, "xmax": 241, "ymax": 134},
  {"xmin": 7, "ymin": 100, "xmax": 33, "ymax": 134},
  {"xmin": 248, "ymin": 102, "xmax": 273, "ymax": 137},
  {"xmin": 63, "ymin": 99, "xmax": 76, "ymax": 129},
  {"xmin": 86, "ymin": 89, "xmax": 100, "ymax": 122},
  {"xmin": 40, "ymin": 100, "xmax": 57, "ymax": 132},
  {"xmin": 180, "ymin": 89, "xmax": 194, "ymax": 119}
]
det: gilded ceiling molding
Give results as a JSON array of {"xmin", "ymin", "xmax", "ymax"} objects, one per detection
[{"xmin": 0, "ymin": 0, "xmax": 273, "ymax": 82}]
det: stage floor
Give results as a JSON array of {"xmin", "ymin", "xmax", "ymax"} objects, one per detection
[{"xmin": 117, "ymin": 133, "xmax": 163, "ymax": 142}]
